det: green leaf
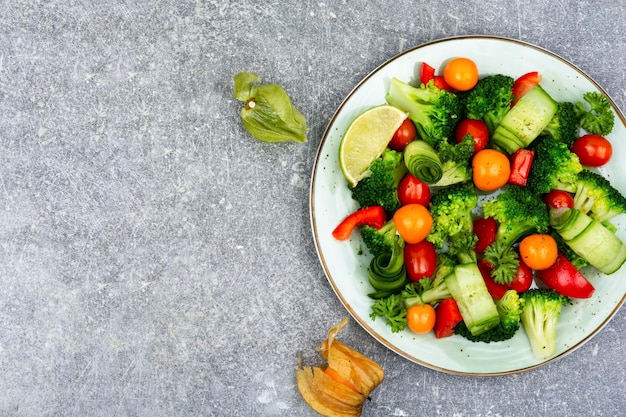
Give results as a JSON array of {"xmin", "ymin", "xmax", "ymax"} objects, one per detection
[
  {"xmin": 233, "ymin": 72, "xmax": 307, "ymax": 143},
  {"xmin": 233, "ymin": 71, "xmax": 259, "ymax": 102},
  {"xmin": 483, "ymin": 240, "xmax": 521, "ymax": 284}
]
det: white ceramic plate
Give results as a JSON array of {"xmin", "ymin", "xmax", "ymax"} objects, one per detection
[{"xmin": 310, "ymin": 36, "xmax": 626, "ymax": 376}]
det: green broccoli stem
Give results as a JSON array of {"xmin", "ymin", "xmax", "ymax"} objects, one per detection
[
  {"xmin": 448, "ymin": 232, "xmax": 477, "ymax": 264},
  {"xmin": 391, "ymin": 159, "xmax": 409, "ymax": 187},
  {"xmin": 404, "ymin": 281, "xmax": 451, "ymax": 307},
  {"xmin": 495, "ymin": 223, "xmax": 535, "ymax": 248},
  {"xmin": 520, "ymin": 289, "xmax": 571, "ymax": 359},
  {"xmin": 432, "ymin": 163, "xmax": 471, "ymax": 187}
]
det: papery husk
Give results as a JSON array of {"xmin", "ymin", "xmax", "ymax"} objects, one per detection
[
  {"xmin": 233, "ymin": 72, "xmax": 307, "ymax": 143},
  {"xmin": 296, "ymin": 317, "xmax": 385, "ymax": 417},
  {"xmin": 319, "ymin": 318, "xmax": 384, "ymax": 398},
  {"xmin": 296, "ymin": 364, "xmax": 365, "ymax": 417},
  {"xmin": 319, "ymin": 339, "xmax": 384, "ymax": 398}
]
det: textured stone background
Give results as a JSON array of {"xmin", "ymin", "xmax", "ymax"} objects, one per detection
[{"xmin": 0, "ymin": 1, "xmax": 624, "ymax": 416}]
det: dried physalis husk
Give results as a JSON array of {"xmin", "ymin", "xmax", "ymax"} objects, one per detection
[
  {"xmin": 296, "ymin": 317, "xmax": 384, "ymax": 417},
  {"xmin": 233, "ymin": 72, "xmax": 307, "ymax": 143}
]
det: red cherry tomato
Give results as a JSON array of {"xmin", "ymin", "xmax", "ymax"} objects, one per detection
[
  {"xmin": 388, "ymin": 119, "xmax": 417, "ymax": 151},
  {"xmin": 508, "ymin": 260, "xmax": 533, "ymax": 293},
  {"xmin": 478, "ymin": 258, "xmax": 533, "ymax": 299},
  {"xmin": 512, "ymin": 71, "xmax": 542, "ymax": 105},
  {"xmin": 543, "ymin": 190, "xmax": 574, "ymax": 209},
  {"xmin": 398, "ymin": 174, "xmax": 431, "ymax": 206},
  {"xmin": 404, "ymin": 240, "xmax": 437, "ymax": 282},
  {"xmin": 473, "ymin": 217, "xmax": 497, "ymax": 254},
  {"xmin": 455, "ymin": 119, "xmax": 489, "ymax": 152},
  {"xmin": 571, "ymin": 134, "xmax": 613, "ymax": 167},
  {"xmin": 478, "ymin": 259, "xmax": 507, "ymax": 299},
  {"xmin": 536, "ymin": 253, "xmax": 595, "ymax": 298}
]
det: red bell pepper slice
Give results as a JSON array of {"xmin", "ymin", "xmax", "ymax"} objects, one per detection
[
  {"xmin": 512, "ymin": 71, "xmax": 542, "ymax": 105},
  {"xmin": 331, "ymin": 206, "xmax": 387, "ymax": 241},
  {"xmin": 420, "ymin": 62, "xmax": 453, "ymax": 92},
  {"xmin": 508, "ymin": 148, "xmax": 535, "ymax": 186},
  {"xmin": 536, "ymin": 253, "xmax": 595, "ymax": 298},
  {"xmin": 433, "ymin": 298, "xmax": 463, "ymax": 338},
  {"xmin": 432, "ymin": 75, "xmax": 453, "ymax": 92},
  {"xmin": 473, "ymin": 217, "xmax": 497, "ymax": 254},
  {"xmin": 420, "ymin": 62, "xmax": 436, "ymax": 85}
]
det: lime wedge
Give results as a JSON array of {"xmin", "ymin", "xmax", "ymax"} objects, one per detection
[{"xmin": 338, "ymin": 105, "xmax": 408, "ymax": 187}]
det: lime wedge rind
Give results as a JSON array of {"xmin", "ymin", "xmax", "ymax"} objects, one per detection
[{"xmin": 338, "ymin": 105, "xmax": 408, "ymax": 187}]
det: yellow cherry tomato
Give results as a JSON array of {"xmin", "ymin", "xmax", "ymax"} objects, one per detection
[
  {"xmin": 472, "ymin": 149, "xmax": 511, "ymax": 191},
  {"xmin": 393, "ymin": 203, "xmax": 433, "ymax": 244},
  {"xmin": 519, "ymin": 234, "xmax": 558, "ymax": 270},
  {"xmin": 406, "ymin": 304, "xmax": 436, "ymax": 334},
  {"xmin": 443, "ymin": 57, "xmax": 479, "ymax": 91}
]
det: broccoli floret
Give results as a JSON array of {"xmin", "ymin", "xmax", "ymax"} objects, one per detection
[
  {"xmin": 483, "ymin": 185, "xmax": 551, "ymax": 248},
  {"xmin": 481, "ymin": 186, "xmax": 549, "ymax": 284},
  {"xmin": 520, "ymin": 289, "xmax": 571, "ymax": 359},
  {"xmin": 386, "ymin": 77, "xmax": 462, "ymax": 149},
  {"xmin": 455, "ymin": 289, "xmax": 523, "ymax": 343},
  {"xmin": 574, "ymin": 91, "xmax": 615, "ymax": 136},
  {"xmin": 431, "ymin": 135, "xmax": 475, "ymax": 187},
  {"xmin": 573, "ymin": 169, "xmax": 626, "ymax": 223},
  {"xmin": 460, "ymin": 74, "xmax": 514, "ymax": 133},
  {"xmin": 526, "ymin": 135, "xmax": 583, "ymax": 195},
  {"xmin": 541, "ymin": 101, "xmax": 579, "ymax": 146},
  {"xmin": 360, "ymin": 220, "xmax": 398, "ymax": 257},
  {"xmin": 426, "ymin": 182, "xmax": 479, "ymax": 249},
  {"xmin": 351, "ymin": 149, "xmax": 408, "ymax": 215},
  {"xmin": 432, "ymin": 252, "xmax": 457, "ymax": 282},
  {"xmin": 447, "ymin": 231, "xmax": 478, "ymax": 265}
]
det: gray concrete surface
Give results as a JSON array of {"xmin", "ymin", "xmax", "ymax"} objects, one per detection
[{"xmin": 0, "ymin": 1, "xmax": 624, "ymax": 416}]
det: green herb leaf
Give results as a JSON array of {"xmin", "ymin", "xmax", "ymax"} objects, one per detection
[
  {"xmin": 233, "ymin": 72, "xmax": 307, "ymax": 143},
  {"xmin": 369, "ymin": 293, "xmax": 407, "ymax": 333},
  {"xmin": 483, "ymin": 240, "xmax": 521, "ymax": 284}
]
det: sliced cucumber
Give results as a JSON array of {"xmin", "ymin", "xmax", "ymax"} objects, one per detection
[
  {"xmin": 491, "ymin": 85, "xmax": 558, "ymax": 154},
  {"xmin": 550, "ymin": 208, "xmax": 593, "ymax": 241},
  {"xmin": 551, "ymin": 208, "xmax": 626, "ymax": 275},
  {"xmin": 445, "ymin": 263, "xmax": 500, "ymax": 336}
]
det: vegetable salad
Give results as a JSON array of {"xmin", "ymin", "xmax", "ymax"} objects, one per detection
[{"xmin": 332, "ymin": 57, "xmax": 626, "ymax": 359}]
